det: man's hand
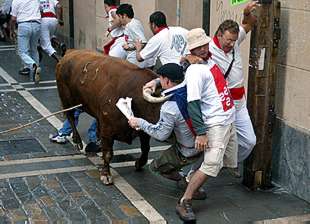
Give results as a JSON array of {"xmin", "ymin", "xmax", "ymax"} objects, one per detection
[
  {"xmin": 134, "ymin": 40, "xmax": 143, "ymax": 52},
  {"xmin": 195, "ymin": 134, "xmax": 208, "ymax": 151},
  {"xmin": 243, "ymin": 1, "xmax": 258, "ymax": 16},
  {"xmin": 143, "ymin": 79, "xmax": 159, "ymax": 93},
  {"xmin": 242, "ymin": 1, "xmax": 259, "ymax": 33},
  {"xmin": 128, "ymin": 117, "xmax": 140, "ymax": 129}
]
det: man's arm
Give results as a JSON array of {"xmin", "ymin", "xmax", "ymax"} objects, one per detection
[
  {"xmin": 128, "ymin": 109, "xmax": 175, "ymax": 142},
  {"xmin": 241, "ymin": 1, "xmax": 258, "ymax": 33},
  {"xmin": 187, "ymin": 100, "xmax": 208, "ymax": 151},
  {"xmin": 56, "ymin": 3, "xmax": 64, "ymax": 26},
  {"xmin": 134, "ymin": 40, "xmax": 144, "ymax": 62}
]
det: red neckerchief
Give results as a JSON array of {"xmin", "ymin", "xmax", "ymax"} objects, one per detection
[
  {"xmin": 213, "ymin": 36, "xmax": 231, "ymax": 54},
  {"xmin": 154, "ymin": 26, "xmax": 168, "ymax": 34}
]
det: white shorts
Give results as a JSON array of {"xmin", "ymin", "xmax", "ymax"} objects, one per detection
[{"xmin": 199, "ymin": 123, "xmax": 238, "ymax": 177}]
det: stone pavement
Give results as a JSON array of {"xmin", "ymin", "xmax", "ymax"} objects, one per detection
[{"xmin": 0, "ymin": 41, "xmax": 310, "ymax": 224}]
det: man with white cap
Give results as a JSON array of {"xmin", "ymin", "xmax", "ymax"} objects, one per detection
[
  {"xmin": 185, "ymin": 2, "xmax": 258, "ymax": 165},
  {"xmin": 175, "ymin": 28, "xmax": 238, "ymax": 222}
]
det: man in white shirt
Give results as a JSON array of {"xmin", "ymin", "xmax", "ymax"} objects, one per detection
[
  {"xmin": 175, "ymin": 28, "xmax": 238, "ymax": 222},
  {"xmin": 103, "ymin": 0, "xmax": 127, "ymax": 59},
  {"xmin": 10, "ymin": 0, "xmax": 41, "ymax": 83},
  {"xmin": 134, "ymin": 11, "xmax": 189, "ymax": 66},
  {"xmin": 209, "ymin": 3, "xmax": 257, "ymax": 162},
  {"xmin": 116, "ymin": 3, "xmax": 153, "ymax": 68},
  {"xmin": 39, "ymin": 0, "xmax": 63, "ymax": 62}
]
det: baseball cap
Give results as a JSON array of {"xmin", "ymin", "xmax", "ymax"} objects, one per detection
[
  {"xmin": 157, "ymin": 63, "xmax": 184, "ymax": 82},
  {"xmin": 187, "ymin": 28, "xmax": 212, "ymax": 51}
]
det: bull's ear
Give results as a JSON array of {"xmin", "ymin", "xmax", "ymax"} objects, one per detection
[{"xmin": 143, "ymin": 88, "xmax": 170, "ymax": 103}]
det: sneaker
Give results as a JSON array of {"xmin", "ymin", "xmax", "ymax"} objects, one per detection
[
  {"xmin": 49, "ymin": 133, "xmax": 67, "ymax": 144},
  {"xmin": 19, "ymin": 67, "xmax": 30, "ymax": 76},
  {"xmin": 176, "ymin": 198, "xmax": 196, "ymax": 222},
  {"xmin": 33, "ymin": 64, "xmax": 41, "ymax": 84}
]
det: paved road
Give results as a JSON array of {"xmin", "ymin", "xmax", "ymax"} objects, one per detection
[{"xmin": 0, "ymin": 42, "xmax": 309, "ymax": 224}]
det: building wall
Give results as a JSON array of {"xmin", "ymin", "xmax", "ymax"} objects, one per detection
[{"xmin": 272, "ymin": 0, "xmax": 310, "ymax": 203}]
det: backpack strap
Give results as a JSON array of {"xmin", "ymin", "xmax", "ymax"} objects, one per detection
[{"xmin": 224, "ymin": 49, "xmax": 235, "ymax": 79}]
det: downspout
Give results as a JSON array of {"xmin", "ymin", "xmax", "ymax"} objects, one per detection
[{"xmin": 176, "ymin": 0, "xmax": 181, "ymax": 26}]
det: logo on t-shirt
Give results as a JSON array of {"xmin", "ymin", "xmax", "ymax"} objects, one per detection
[
  {"xmin": 170, "ymin": 34, "xmax": 187, "ymax": 55},
  {"xmin": 41, "ymin": 0, "xmax": 51, "ymax": 9},
  {"xmin": 210, "ymin": 64, "xmax": 234, "ymax": 111}
]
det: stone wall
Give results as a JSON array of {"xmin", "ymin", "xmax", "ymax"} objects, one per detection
[{"xmin": 272, "ymin": 0, "xmax": 310, "ymax": 202}]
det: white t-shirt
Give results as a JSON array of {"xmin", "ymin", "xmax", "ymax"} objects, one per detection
[
  {"xmin": 209, "ymin": 26, "xmax": 247, "ymax": 108},
  {"xmin": 11, "ymin": 0, "xmax": 41, "ymax": 23},
  {"xmin": 124, "ymin": 18, "xmax": 154, "ymax": 68},
  {"xmin": 186, "ymin": 61, "xmax": 235, "ymax": 127},
  {"xmin": 40, "ymin": 0, "xmax": 58, "ymax": 15},
  {"xmin": 140, "ymin": 26, "xmax": 189, "ymax": 65},
  {"xmin": 108, "ymin": 8, "xmax": 124, "ymax": 38}
]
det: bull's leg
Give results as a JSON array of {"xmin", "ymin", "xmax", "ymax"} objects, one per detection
[
  {"xmin": 135, "ymin": 132, "xmax": 151, "ymax": 170},
  {"xmin": 100, "ymin": 137, "xmax": 114, "ymax": 185},
  {"xmin": 66, "ymin": 110, "xmax": 83, "ymax": 150}
]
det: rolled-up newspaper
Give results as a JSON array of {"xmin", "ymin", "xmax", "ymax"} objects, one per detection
[
  {"xmin": 116, "ymin": 97, "xmax": 133, "ymax": 119},
  {"xmin": 116, "ymin": 97, "xmax": 140, "ymax": 130}
]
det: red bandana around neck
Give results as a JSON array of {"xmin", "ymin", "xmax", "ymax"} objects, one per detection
[{"xmin": 154, "ymin": 26, "xmax": 168, "ymax": 34}]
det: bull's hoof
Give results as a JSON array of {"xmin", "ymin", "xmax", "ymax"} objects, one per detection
[
  {"xmin": 100, "ymin": 174, "xmax": 113, "ymax": 185},
  {"xmin": 135, "ymin": 158, "xmax": 148, "ymax": 171},
  {"xmin": 100, "ymin": 168, "xmax": 113, "ymax": 185}
]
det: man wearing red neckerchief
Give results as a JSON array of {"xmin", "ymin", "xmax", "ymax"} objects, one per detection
[{"xmin": 135, "ymin": 11, "xmax": 189, "ymax": 67}]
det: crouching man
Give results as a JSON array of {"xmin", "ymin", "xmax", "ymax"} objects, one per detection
[{"xmin": 128, "ymin": 63, "xmax": 203, "ymax": 182}]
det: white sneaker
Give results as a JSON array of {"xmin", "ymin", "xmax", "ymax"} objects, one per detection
[{"xmin": 49, "ymin": 133, "xmax": 67, "ymax": 144}]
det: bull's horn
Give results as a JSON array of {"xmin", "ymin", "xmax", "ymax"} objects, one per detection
[{"xmin": 143, "ymin": 88, "xmax": 170, "ymax": 103}]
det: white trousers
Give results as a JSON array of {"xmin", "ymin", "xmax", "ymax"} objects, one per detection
[
  {"xmin": 235, "ymin": 104, "xmax": 256, "ymax": 162},
  {"xmin": 40, "ymin": 18, "xmax": 58, "ymax": 56}
]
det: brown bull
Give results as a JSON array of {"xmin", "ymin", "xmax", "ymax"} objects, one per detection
[{"xmin": 56, "ymin": 49, "xmax": 161, "ymax": 184}]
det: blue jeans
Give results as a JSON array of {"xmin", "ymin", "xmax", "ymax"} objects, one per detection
[
  {"xmin": 58, "ymin": 109, "xmax": 97, "ymax": 143},
  {"xmin": 17, "ymin": 21, "xmax": 41, "ymax": 68}
]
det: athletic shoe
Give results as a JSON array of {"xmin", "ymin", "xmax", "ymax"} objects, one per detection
[
  {"xmin": 33, "ymin": 64, "xmax": 41, "ymax": 84},
  {"xmin": 49, "ymin": 133, "xmax": 67, "ymax": 144},
  {"xmin": 176, "ymin": 198, "xmax": 196, "ymax": 222},
  {"xmin": 19, "ymin": 67, "xmax": 30, "ymax": 76}
]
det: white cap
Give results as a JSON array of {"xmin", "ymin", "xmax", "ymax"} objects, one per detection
[{"xmin": 186, "ymin": 28, "xmax": 212, "ymax": 51}]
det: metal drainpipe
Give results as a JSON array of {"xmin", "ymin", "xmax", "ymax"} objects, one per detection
[{"xmin": 176, "ymin": 0, "xmax": 181, "ymax": 26}]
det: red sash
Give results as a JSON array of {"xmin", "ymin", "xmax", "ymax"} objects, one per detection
[
  {"xmin": 41, "ymin": 12, "xmax": 56, "ymax": 18},
  {"xmin": 229, "ymin": 87, "xmax": 245, "ymax": 100},
  {"xmin": 210, "ymin": 64, "xmax": 234, "ymax": 111}
]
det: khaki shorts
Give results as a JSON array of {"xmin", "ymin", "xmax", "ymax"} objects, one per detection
[{"xmin": 199, "ymin": 123, "xmax": 238, "ymax": 177}]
